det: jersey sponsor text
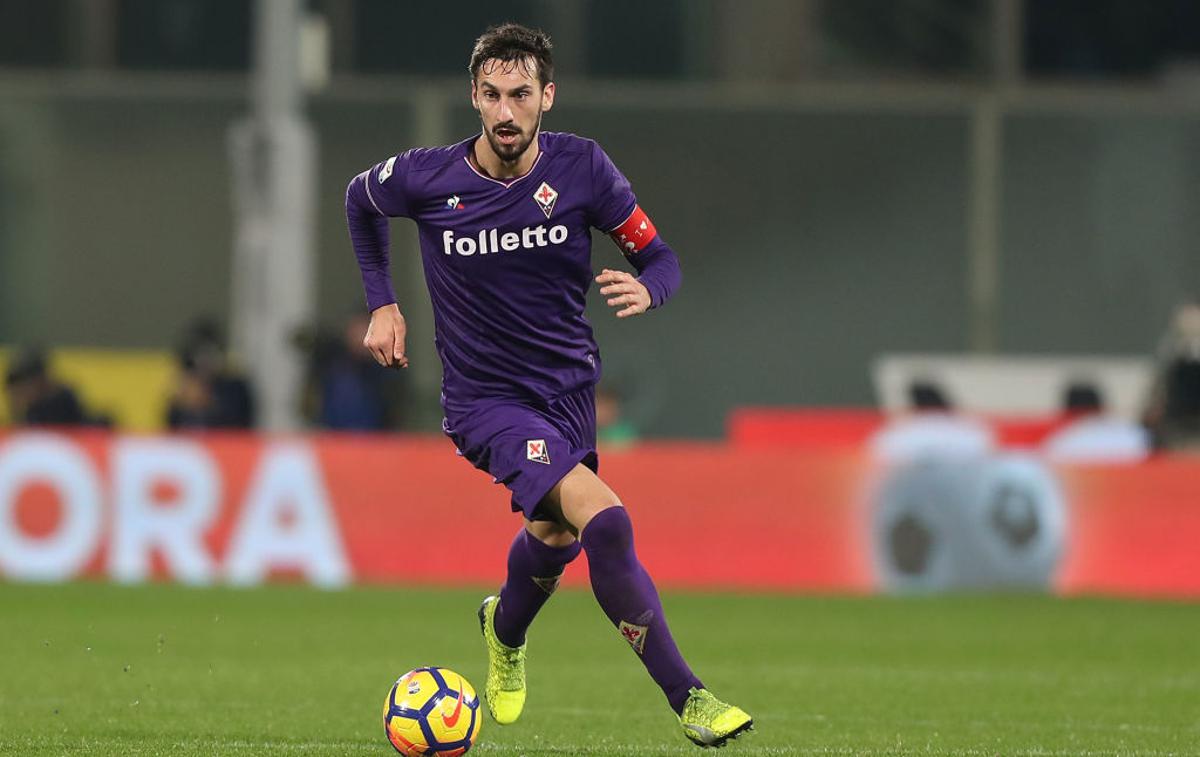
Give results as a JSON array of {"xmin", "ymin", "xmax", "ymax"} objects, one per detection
[{"xmin": 442, "ymin": 224, "xmax": 569, "ymax": 256}]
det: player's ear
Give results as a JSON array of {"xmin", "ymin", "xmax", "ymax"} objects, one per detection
[
  {"xmin": 541, "ymin": 82, "xmax": 555, "ymax": 112},
  {"xmin": 470, "ymin": 79, "xmax": 479, "ymax": 111}
]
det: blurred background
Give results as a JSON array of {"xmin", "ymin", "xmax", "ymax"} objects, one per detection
[
  {"xmin": 2, "ymin": 0, "xmax": 1198, "ymax": 438},
  {"xmin": 0, "ymin": 0, "xmax": 1198, "ymax": 595}
]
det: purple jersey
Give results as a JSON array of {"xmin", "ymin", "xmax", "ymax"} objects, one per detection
[{"xmin": 346, "ymin": 131, "xmax": 680, "ymax": 405}]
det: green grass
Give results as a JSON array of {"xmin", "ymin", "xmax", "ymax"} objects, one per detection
[{"xmin": 0, "ymin": 583, "xmax": 1197, "ymax": 756}]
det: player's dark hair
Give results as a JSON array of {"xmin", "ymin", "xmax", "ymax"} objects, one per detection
[{"xmin": 469, "ymin": 22, "xmax": 554, "ymax": 86}]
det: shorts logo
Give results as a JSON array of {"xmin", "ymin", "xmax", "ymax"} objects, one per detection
[
  {"xmin": 379, "ymin": 155, "xmax": 396, "ymax": 183},
  {"xmin": 533, "ymin": 181, "xmax": 558, "ymax": 218},
  {"xmin": 526, "ymin": 439, "xmax": 550, "ymax": 465},
  {"xmin": 619, "ymin": 620, "xmax": 648, "ymax": 655}
]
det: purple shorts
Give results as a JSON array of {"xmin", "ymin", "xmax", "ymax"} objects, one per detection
[{"xmin": 442, "ymin": 386, "xmax": 598, "ymax": 520}]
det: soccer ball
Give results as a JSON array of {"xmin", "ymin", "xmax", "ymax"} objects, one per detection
[
  {"xmin": 383, "ymin": 667, "xmax": 482, "ymax": 756},
  {"xmin": 871, "ymin": 453, "xmax": 1065, "ymax": 592}
]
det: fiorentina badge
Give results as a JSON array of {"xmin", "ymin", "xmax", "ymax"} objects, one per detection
[
  {"xmin": 533, "ymin": 181, "xmax": 558, "ymax": 218},
  {"xmin": 618, "ymin": 620, "xmax": 648, "ymax": 655},
  {"xmin": 526, "ymin": 439, "xmax": 550, "ymax": 465},
  {"xmin": 530, "ymin": 574, "xmax": 561, "ymax": 595}
]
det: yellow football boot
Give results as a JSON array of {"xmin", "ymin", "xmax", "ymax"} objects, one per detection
[
  {"xmin": 678, "ymin": 687, "xmax": 753, "ymax": 747},
  {"xmin": 477, "ymin": 595, "xmax": 527, "ymax": 725}
]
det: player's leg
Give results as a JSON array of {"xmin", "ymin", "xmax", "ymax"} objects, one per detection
[
  {"xmin": 541, "ymin": 467, "xmax": 699, "ymax": 711},
  {"xmin": 454, "ymin": 399, "xmax": 592, "ymax": 727},
  {"xmin": 541, "ymin": 465, "xmax": 753, "ymax": 746},
  {"xmin": 479, "ymin": 518, "xmax": 579, "ymax": 726},
  {"xmin": 491, "ymin": 519, "xmax": 579, "ymax": 647}
]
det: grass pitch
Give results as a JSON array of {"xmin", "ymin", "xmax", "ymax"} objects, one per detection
[{"xmin": 0, "ymin": 583, "xmax": 1196, "ymax": 756}]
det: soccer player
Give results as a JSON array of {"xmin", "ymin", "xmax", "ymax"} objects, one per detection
[{"xmin": 345, "ymin": 23, "xmax": 752, "ymax": 748}]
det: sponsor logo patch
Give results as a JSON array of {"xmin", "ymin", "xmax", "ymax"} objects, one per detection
[
  {"xmin": 619, "ymin": 620, "xmax": 648, "ymax": 655},
  {"xmin": 526, "ymin": 439, "xmax": 550, "ymax": 465},
  {"xmin": 379, "ymin": 155, "xmax": 396, "ymax": 183},
  {"xmin": 446, "ymin": 195, "xmax": 464, "ymax": 210},
  {"xmin": 533, "ymin": 181, "xmax": 558, "ymax": 218}
]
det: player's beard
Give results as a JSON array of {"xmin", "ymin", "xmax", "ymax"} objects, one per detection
[{"xmin": 486, "ymin": 111, "xmax": 542, "ymax": 166}]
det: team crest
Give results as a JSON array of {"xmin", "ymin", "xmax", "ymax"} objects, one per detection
[
  {"xmin": 533, "ymin": 181, "xmax": 558, "ymax": 218},
  {"xmin": 531, "ymin": 574, "xmax": 561, "ymax": 595},
  {"xmin": 526, "ymin": 439, "xmax": 550, "ymax": 465},
  {"xmin": 618, "ymin": 620, "xmax": 648, "ymax": 655}
]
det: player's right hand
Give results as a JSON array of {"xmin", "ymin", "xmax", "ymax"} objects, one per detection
[{"xmin": 364, "ymin": 303, "xmax": 409, "ymax": 369}]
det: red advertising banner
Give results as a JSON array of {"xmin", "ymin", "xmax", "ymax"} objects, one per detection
[
  {"xmin": 1, "ymin": 431, "xmax": 1197, "ymax": 596},
  {"xmin": 1056, "ymin": 460, "xmax": 1200, "ymax": 596}
]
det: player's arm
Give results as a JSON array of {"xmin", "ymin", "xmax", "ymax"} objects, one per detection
[
  {"xmin": 588, "ymin": 142, "xmax": 682, "ymax": 319},
  {"xmin": 345, "ymin": 157, "xmax": 410, "ymax": 368},
  {"xmin": 596, "ymin": 205, "xmax": 682, "ymax": 318}
]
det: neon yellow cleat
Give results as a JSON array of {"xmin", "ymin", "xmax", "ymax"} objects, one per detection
[
  {"xmin": 477, "ymin": 595, "xmax": 527, "ymax": 725},
  {"xmin": 678, "ymin": 687, "xmax": 754, "ymax": 748}
]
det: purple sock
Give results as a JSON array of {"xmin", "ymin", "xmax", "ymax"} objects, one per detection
[
  {"xmin": 494, "ymin": 528, "xmax": 581, "ymax": 647},
  {"xmin": 581, "ymin": 507, "xmax": 703, "ymax": 715}
]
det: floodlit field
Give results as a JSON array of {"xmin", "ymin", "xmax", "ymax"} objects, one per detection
[{"xmin": 0, "ymin": 583, "xmax": 1196, "ymax": 755}]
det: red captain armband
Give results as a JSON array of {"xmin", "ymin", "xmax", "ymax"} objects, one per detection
[{"xmin": 608, "ymin": 205, "xmax": 658, "ymax": 256}]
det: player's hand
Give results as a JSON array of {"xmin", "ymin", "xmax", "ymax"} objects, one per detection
[
  {"xmin": 364, "ymin": 303, "xmax": 409, "ymax": 369},
  {"xmin": 596, "ymin": 269, "xmax": 651, "ymax": 319}
]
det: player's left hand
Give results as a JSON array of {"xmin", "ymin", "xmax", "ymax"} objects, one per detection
[{"xmin": 596, "ymin": 269, "xmax": 651, "ymax": 319}]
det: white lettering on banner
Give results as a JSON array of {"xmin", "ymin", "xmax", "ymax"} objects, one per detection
[
  {"xmin": 110, "ymin": 438, "xmax": 220, "ymax": 585},
  {"xmin": 223, "ymin": 444, "xmax": 351, "ymax": 588},
  {"xmin": 442, "ymin": 224, "xmax": 569, "ymax": 256},
  {"xmin": 0, "ymin": 435, "xmax": 352, "ymax": 587},
  {"xmin": 0, "ymin": 434, "xmax": 102, "ymax": 581}
]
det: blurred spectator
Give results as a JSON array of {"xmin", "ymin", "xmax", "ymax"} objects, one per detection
[
  {"xmin": 166, "ymin": 318, "xmax": 255, "ymax": 430},
  {"xmin": 4, "ymin": 348, "xmax": 92, "ymax": 427},
  {"xmin": 596, "ymin": 384, "xmax": 639, "ymax": 448},
  {"xmin": 909, "ymin": 381, "xmax": 950, "ymax": 410},
  {"xmin": 300, "ymin": 312, "xmax": 404, "ymax": 431},
  {"xmin": 870, "ymin": 379, "xmax": 994, "ymax": 463},
  {"xmin": 1043, "ymin": 381, "xmax": 1150, "ymax": 463},
  {"xmin": 1143, "ymin": 302, "xmax": 1200, "ymax": 451}
]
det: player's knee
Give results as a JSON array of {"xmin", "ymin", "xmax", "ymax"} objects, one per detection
[
  {"xmin": 553, "ymin": 464, "xmax": 622, "ymax": 533},
  {"xmin": 579, "ymin": 505, "xmax": 634, "ymax": 557},
  {"xmin": 526, "ymin": 520, "xmax": 576, "ymax": 548}
]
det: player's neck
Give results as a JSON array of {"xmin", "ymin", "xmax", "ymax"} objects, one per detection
[{"xmin": 472, "ymin": 133, "xmax": 540, "ymax": 180}]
